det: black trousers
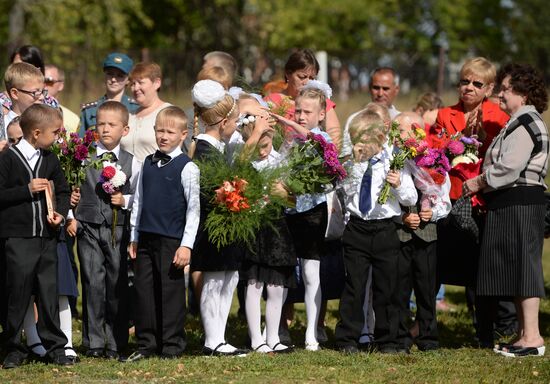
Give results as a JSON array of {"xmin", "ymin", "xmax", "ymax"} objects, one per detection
[
  {"xmin": 134, "ymin": 233, "xmax": 187, "ymax": 356},
  {"xmin": 335, "ymin": 217, "xmax": 400, "ymax": 348},
  {"xmin": 77, "ymin": 222, "xmax": 128, "ymax": 351},
  {"xmin": 396, "ymin": 237, "xmax": 438, "ymax": 349},
  {"xmin": 4, "ymin": 237, "xmax": 67, "ymax": 358}
]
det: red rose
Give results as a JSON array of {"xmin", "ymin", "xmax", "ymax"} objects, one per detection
[{"xmin": 102, "ymin": 166, "xmax": 116, "ymax": 179}]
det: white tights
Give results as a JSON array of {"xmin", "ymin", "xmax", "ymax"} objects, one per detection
[
  {"xmin": 301, "ymin": 259, "xmax": 321, "ymax": 346},
  {"xmin": 201, "ymin": 270, "xmax": 239, "ymax": 353}
]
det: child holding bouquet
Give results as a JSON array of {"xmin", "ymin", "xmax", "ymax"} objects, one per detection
[
  {"xmin": 393, "ymin": 112, "xmax": 451, "ymax": 352},
  {"xmin": 334, "ymin": 111, "xmax": 417, "ymax": 354},
  {"xmin": 67, "ymin": 101, "xmax": 141, "ymax": 359},
  {"xmin": 238, "ymin": 94, "xmax": 297, "ymax": 354}
]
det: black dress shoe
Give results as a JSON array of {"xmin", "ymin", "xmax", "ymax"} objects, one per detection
[
  {"xmin": 104, "ymin": 350, "xmax": 119, "ymax": 360},
  {"xmin": 339, "ymin": 345, "xmax": 360, "ymax": 354},
  {"xmin": 396, "ymin": 347, "xmax": 411, "ymax": 354},
  {"xmin": 85, "ymin": 348, "xmax": 104, "ymax": 358},
  {"xmin": 51, "ymin": 355, "xmax": 76, "ymax": 366},
  {"xmin": 271, "ymin": 342, "xmax": 294, "ymax": 354},
  {"xmin": 160, "ymin": 352, "xmax": 184, "ymax": 360},
  {"xmin": 3, "ymin": 352, "xmax": 26, "ymax": 369},
  {"xmin": 417, "ymin": 344, "xmax": 439, "ymax": 352},
  {"xmin": 203, "ymin": 343, "xmax": 248, "ymax": 357},
  {"xmin": 119, "ymin": 351, "xmax": 153, "ymax": 362},
  {"xmin": 378, "ymin": 346, "xmax": 398, "ymax": 354}
]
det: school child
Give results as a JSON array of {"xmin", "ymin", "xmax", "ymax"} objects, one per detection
[
  {"xmin": 0, "ymin": 104, "xmax": 72, "ymax": 368},
  {"xmin": 271, "ymin": 83, "xmax": 334, "ymax": 351},
  {"xmin": 393, "ymin": 112, "xmax": 451, "ymax": 352},
  {"xmin": 189, "ymin": 79, "xmax": 248, "ymax": 356},
  {"xmin": 238, "ymin": 93, "xmax": 296, "ymax": 353},
  {"xmin": 66, "ymin": 101, "xmax": 140, "ymax": 359},
  {"xmin": 334, "ymin": 110, "xmax": 418, "ymax": 354},
  {"xmin": 124, "ymin": 106, "xmax": 199, "ymax": 361},
  {"xmin": 6, "ymin": 117, "xmax": 23, "ymax": 146}
]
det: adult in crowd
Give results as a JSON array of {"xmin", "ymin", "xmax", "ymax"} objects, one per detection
[
  {"xmin": 341, "ymin": 67, "xmax": 400, "ymax": 158},
  {"xmin": 120, "ymin": 62, "xmax": 171, "ymax": 162},
  {"xmin": 79, "ymin": 53, "xmax": 139, "ymax": 135},
  {"xmin": 264, "ymin": 49, "xmax": 341, "ymax": 149},
  {"xmin": 1, "ymin": 45, "xmax": 58, "ymax": 112},
  {"xmin": 413, "ymin": 92, "xmax": 443, "ymax": 129},
  {"xmin": 464, "ymin": 63, "xmax": 548, "ymax": 357},
  {"xmin": 44, "ymin": 64, "xmax": 80, "ymax": 134}
]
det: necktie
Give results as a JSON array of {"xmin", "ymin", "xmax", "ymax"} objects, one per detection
[
  {"xmin": 151, "ymin": 150, "xmax": 171, "ymax": 165},
  {"xmin": 100, "ymin": 151, "xmax": 117, "ymax": 162},
  {"xmin": 359, "ymin": 158, "xmax": 379, "ymax": 214}
]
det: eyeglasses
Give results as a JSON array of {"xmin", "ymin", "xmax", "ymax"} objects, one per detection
[
  {"xmin": 16, "ymin": 88, "xmax": 48, "ymax": 99},
  {"xmin": 459, "ymin": 79, "xmax": 485, "ymax": 89},
  {"xmin": 44, "ymin": 77, "xmax": 64, "ymax": 86}
]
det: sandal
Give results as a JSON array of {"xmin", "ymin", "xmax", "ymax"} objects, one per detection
[
  {"xmin": 271, "ymin": 342, "xmax": 294, "ymax": 354},
  {"xmin": 253, "ymin": 343, "xmax": 273, "ymax": 354}
]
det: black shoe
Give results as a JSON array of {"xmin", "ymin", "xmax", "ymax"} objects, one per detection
[
  {"xmin": 51, "ymin": 355, "xmax": 76, "ymax": 366},
  {"xmin": 85, "ymin": 348, "xmax": 104, "ymax": 358},
  {"xmin": 65, "ymin": 355, "xmax": 80, "ymax": 364},
  {"xmin": 396, "ymin": 347, "xmax": 411, "ymax": 354},
  {"xmin": 2, "ymin": 352, "xmax": 26, "ymax": 369},
  {"xmin": 202, "ymin": 343, "xmax": 248, "ymax": 357},
  {"xmin": 104, "ymin": 350, "xmax": 119, "ymax": 360},
  {"xmin": 417, "ymin": 344, "xmax": 439, "ymax": 352},
  {"xmin": 160, "ymin": 352, "xmax": 183, "ymax": 360},
  {"xmin": 339, "ymin": 345, "xmax": 360, "ymax": 355},
  {"xmin": 270, "ymin": 342, "xmax": 294, "ymax": 354},
  {"xmin": 358, "ymin": 342, "xmax": 376, "ymax": 353},
  {"xmin": 119, "ymin": 351, "xmax": 153, "ymax": 362},
  {"xmin": 378, "ymin": 346, "xmax": 398, "ymax": 354}
]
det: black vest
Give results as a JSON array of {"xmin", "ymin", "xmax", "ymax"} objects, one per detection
[
  {"xmin": 75, "ymin": 150, "xmax": 133, "ymax": 226},
  {"xmin": 138, "ymin": 153, "xmax": 192, "ymax": 239}
]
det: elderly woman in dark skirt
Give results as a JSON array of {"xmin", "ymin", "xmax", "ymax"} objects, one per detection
[{"xmin": 464, "ymin": 63, "xmax": 548, "ymax": 357}]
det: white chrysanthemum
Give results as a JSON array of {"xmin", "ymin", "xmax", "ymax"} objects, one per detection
[
  {"xmin": 110, "ymin": 169, "xmax": 127, "ymax": 188},
  {"xmin": 465, "ymin": 153, "xmax": 479, "ymax": 163},
  {"xmin": 192, "ymin": 80, "xmax": 226, "ymax": 108},
  {"xmin": 303, "ymin": 79, "xmax": 333, "ymax": 99},
  {"xmin": 451, "ymin": 155, "xmax": 474, "ymax": 167}
]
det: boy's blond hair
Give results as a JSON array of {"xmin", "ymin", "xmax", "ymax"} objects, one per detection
[
  {"xmin": 4, "ymin": 62, "xmax": 44, "ymax": 92},
  {"xmin": 349, "ymin": 110, "xmax": 386, "ymax": 147},
  {"xmin": 156, "ymin": 106, "xmax": 188, "ymax": 133},
  {"xmin": 97, "ymin": 100, "xmax": 130, "ymax": 126},
  {"xmin": 197, "ymin": 66, "xmax": 231, "ymax": 90},
  {"xmin": 19, "ymin": 104, "xmax": 62, "ymax": 137}
]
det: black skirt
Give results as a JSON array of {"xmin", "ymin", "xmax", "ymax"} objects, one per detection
[
  {"xmin": 57, "ymin": 240, "xmax": 78, "ymax": 298},
  {"xmin": 286, "ymin": 202, "xmax": 328, "ymax": 261},
  {"xmin": 477, "ymin": 203, "xmax": 546, "ymax": 297}
]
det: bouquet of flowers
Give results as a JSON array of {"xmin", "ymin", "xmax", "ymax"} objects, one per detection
[
  {"xmin": 197, "ymin": 152, "xmax": 287, "ymax": 250},
  {"xmin": 267, "ymin": 95, "xmax": 294, "ymax": 150},
  {"xmin": 378, "ymin": 122, "xmax": 427, "ymax": 204},
  {"xmin": 284, "ymin": 132, "xmax": 347, "ymax": 195},
  {"xmin": 99, "ymin": 163, "xmax": 127, "ymax": 246},
  {"xmin": 414, "ymin": 147, "xmax": 451, "ymax": 185},
  {"xmin": 50, "ymin": 128, "xmax": 101, "ymax": 188},
  {"xmin": 445, "ymin": 133, "xmax": 484, "ymax": 202}
]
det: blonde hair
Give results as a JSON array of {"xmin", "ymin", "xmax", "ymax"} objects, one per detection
[
  {"xmin": 414, "ymin": 92, "xmax": 443, "ymax": 115},
  {"xmin": 460, "ymin": 57, "xmax": 496, "ymax": 85},
  {"xmin": 4, "ymin": 62, "xmax": 44, "ymax": 92},
  {"xmin": 155, "ymin": 106, "xmax": 188, "ymax": 132},
  {"xmin": 97, "ymin": 100, "xmax": 129, "ymax": 126},
  {"xmin": 20, "ymin": 104, "xmax": 62, "ymax": 136},
  {"xmin": 349, "ymin": 110, "xmax": 386, "ymax": 146},
  {"xmin": 296, "ymin": 87, "xmax": 327, "ymax": 127},
  {"xmin": 197, "ymin": 66, "xmax": 231, "ymax": 90},
  {"xmin": 362, "ymin": 102, "xmax": 391, "ymax": 127},
  {"xmin": 189, "ymin": 93, "xmax": 237, "ymax": 158}
]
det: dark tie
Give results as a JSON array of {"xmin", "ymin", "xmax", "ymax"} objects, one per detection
[
  {"xmin": 359, "ymin": 158, "xmax": 379, "ymax": 214},
  {"xmin": 151, "ymin": 150, "xmax": 172, "ymax": 165},
  {"xmin": 100, "ymin": 151, "xmax": 117, "ymax": 162}
]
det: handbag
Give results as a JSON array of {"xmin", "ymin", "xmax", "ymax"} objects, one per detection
[
  {"xmin": 448, "ymin": 194, "xmax": 479, "ymax": 242},
  {"xmin": 324, "ymin": 189, "xmax": 345, "ymax": 240}
]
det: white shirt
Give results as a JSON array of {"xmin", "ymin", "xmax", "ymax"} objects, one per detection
[
  {"xmin": 195, "ymin": 133, "xmax": 225, "ymax": 153},
  {"xmin": 130, "ymin": 146, "xmax": 200, "ymax": 249},
  {"xmin": 342, "ymin": 146, "xmax": 417, "ymax": 220},
  {"xmin": 15, "ymin": 138, "xmax": 41, "ymax": 169}
]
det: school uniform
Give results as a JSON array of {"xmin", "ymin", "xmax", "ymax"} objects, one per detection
[
  {"xmin": 0, "ymin": 139, "xmax": 70, "ymax": 360},
  {"xmin": 130, "ymin": 146, "xmax": 200, "ymax": 357},
  {"xmin": 395, "ymin": 170, "xmax": 451, "ymax": 351},
  {"xmin": 73, "ymin": 143, "xmax": 140, "ymax": 353},
  {"xmin": 334, "ymin": 147, "xmax": 417, "ymax": 351}
]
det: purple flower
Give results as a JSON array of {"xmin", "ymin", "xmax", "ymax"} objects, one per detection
[
  {"xmin": 102, "ymin": 181, "xmax": 115, "ymax": 194},
  {"xmin": 84, "ymin": 130, "xmax": 95, "ymax": 145},
  {"xmin": 74, "ymin": 144, "xmax": 89, "ymax": 161},
  {"xmin": 447, "ymin": 140, "xmax": 465, "ymax": 155},
  {"xmin": 416, "ymin": 152, "xmax": 436, "ymax": 167}
]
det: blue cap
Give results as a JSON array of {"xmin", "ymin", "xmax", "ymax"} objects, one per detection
[{"xmin": 102, "ymin": 53, "xmax": 133, "ymax": 75}]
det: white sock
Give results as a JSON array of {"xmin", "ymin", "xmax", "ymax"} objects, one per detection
[
  {"xmin": 201, "ymin": 271, "xmax": 225, "ymax": 350},
  {"xmin": 359, "ymin": 267, "xmax": 375, "ymax": 343},
  {"xmin": 59, "ymin": 296, "xmax": 76, "ymax": 357},
  {"xmin": 245, "ymin": 280, "xmax": 265, "ymax": 349},
  {"xmin": 265, "ymin": 284, "xmax": 285, "ymax": 349},
  {"xmin": 23, "ymin": 296, "xmax": 46, "ymax": 357},
  {"xmin": 301, "ymin": 259, "xmax": 321, "ymax": 346},
  {"xmin": 218, "ymin": 271, "xmax": 239, "ymax": 351}
]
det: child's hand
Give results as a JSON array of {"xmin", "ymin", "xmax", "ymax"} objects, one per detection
[
  {"xmin": 66, "ymin": 219, "xmax": 78, "ymax": 237},
  {"xmin": 173, "ymin": 246, "xmax": 191, "ymax": 269},
  {"xmin": 403, "ymin": 212, "xmax": 420, "ymax": 230},
  {"xmin": 248, "ymin": 115, "xmax": 274, "ymax": 143},
  {"xmin": 271, "ymin": 181, "xmax": 289, "ymax": 200},
  {"xmin": 28, "ymin": 178, "xmax": 49, "ymax": 194},
  {"xmin": 110, "ymin": 191, "xmax": 125, "ymax": 207},
  {"xmin": 386, "ymin": 170, "xmax": 401, "ymax": 189},
  {"xmin": 128, "ymin": 242, "xmax": 138, "ymax": 259},
  {"xmin": 47, "ymin": 211, "xmax": 64, "ymax": 228},
  {"xmin": 70, "ymin": 188, "xmax": 81, "ymax": 208},
  {"xmin": 419, "ymin": 208, "xmax": 433, "ymax": 222}
]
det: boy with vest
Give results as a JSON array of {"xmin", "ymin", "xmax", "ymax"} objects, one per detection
[
  {"xmin": 67, "ymin": 101, "xmax": 141, "ymax": 359},
  {"xmin": 0, "ymin": 104, "xmax": 71, "ymax": 368},
  {"xmin": 123, "ymin": 106, "xmax": 200, "ymax": 361}
]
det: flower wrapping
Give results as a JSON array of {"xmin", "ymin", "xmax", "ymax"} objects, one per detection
[{"xmin": 99, "ymin": 163, "xmax": 127, "ymax": 246}]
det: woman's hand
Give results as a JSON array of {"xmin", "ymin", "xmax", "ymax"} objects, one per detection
[{"xmin": 463, "ymin": 174, "xmax": 487, "ymax": 196}]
